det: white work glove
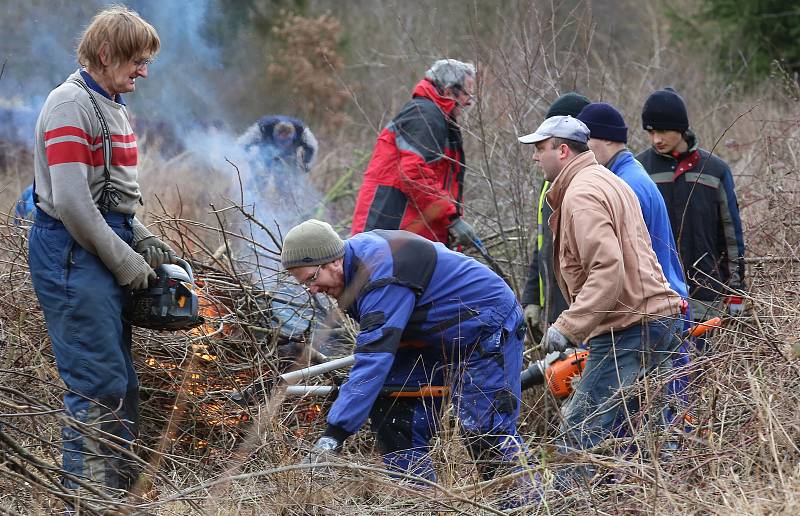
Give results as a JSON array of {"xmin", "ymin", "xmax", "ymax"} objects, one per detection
[
  {"xmin": 135, "ymin": 236, "xmax": 178, "ymax": 269},
  {"xmin": 524, "ymin": 304, "xmax": 544, "ymax": 341},
  {"xmin": 448, "ymin": 218, "xmax": 478, "ymax": 248},
  {"xmin": 524, "ymin": 305, "xmax": 541, "ymax": 330},
  {"xmin": 723, "ymin": 295, "xmax": 745, "ymax": 316},
  {"xmin": 301, "ymin": 436, "xmax": 342, "ymax": 475},
  {"xmin": 540, "ymin": 326, "xmax": 570, "ymax": 354}
]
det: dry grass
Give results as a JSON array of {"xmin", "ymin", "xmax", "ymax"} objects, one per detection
[{"xmin": 1, "ymin": 134, "xmax": 798, "ymax": 513}]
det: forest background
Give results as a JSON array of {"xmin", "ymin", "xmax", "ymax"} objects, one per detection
[{"xmin": 0, "ymin": 0, "xmax": 799, "ymax": 514}]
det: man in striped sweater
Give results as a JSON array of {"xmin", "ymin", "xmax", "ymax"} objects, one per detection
[{"xmin": 29, "ymin": 6, "xmax": 173, "ymax": 497}]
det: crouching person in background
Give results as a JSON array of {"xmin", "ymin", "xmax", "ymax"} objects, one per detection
[
  {"xmin": 281, "ymin": 219, "xmax": 527, "ymax": 485},
  {"xmin": 28, "ymin": 6, "xmax": 176, "ymax": 499},
  {"xmin": 238, "ymin": 114, "xmax": 318, "ymax": 195}
]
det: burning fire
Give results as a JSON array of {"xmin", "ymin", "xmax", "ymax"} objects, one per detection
[
  {"xmin": 189, "ymin": 288, "xmax": 235, "ymax": 340},
  {"xmin": 291, "ymin": 403, "xmax": 324, "ymax": 437},
  {"xmin": 140, "ymin": 276, "xmax": 329, "ymax": 455}
]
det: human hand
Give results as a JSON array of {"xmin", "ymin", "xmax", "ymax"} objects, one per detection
[
  {"xmin": 540, "ymin": 326, "xmax": 570, "ymax": 353},
  {"xmin": 524, "ymin": 305, "xmax": 544, "ymax": 341},
  {"xmin": 448, "ymin": 218, "xmax": 478, "ymax": 248},
  {"xmin": 301, "ymin": 436, "xmax": 342, "ymax": 475},
  {"xmin": 128, "ymin": 263, "xmax": 156, "ymax": 290},
  {"xmin": 135, "ymin": 236, "xmax": 178, "ymax": 268},
  {"xmin": 723, "ymin": 295, "xmax": 745, "ymax": 316}
]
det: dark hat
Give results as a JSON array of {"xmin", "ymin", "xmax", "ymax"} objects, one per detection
[
  {"xmin": 546, "ymin": 92, "xmax": 591, "ymax": 118},
  {"xmin": 641, "ymin": 87, "xmax": 689, "ymax": 132},
  {"xmin": 577, "ymin": 102, "xmax": 628, "ymax": 143}
]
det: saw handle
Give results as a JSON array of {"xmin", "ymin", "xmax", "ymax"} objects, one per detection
[
  {"xmin": 385, "ymin": 386, "xmax": 449, "ymax": 398},
  {"xmin": 686, "ymin": 317, "xmax": 722, "ymax": 338}
]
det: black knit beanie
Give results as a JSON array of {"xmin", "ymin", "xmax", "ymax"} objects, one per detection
[
  {"xmin": 546, "ymin": 92, "xmax": 591, "ymax": 118},
  {"xmin": 641, "ymin": 87, "xmax": 689, "ymax": 132},
  {"xmin": 577, "ymin": 102, "xmax": 628, "ymax": 143}
]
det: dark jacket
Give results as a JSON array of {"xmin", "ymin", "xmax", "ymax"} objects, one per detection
[
  {"xmin": 636, "ymin": 134, "xmax": 745, "ymax": 302},
  {"xmin": 521, "ymin": 180, "xmax": 569, "ymax": 324},
  {"xmin": 258, "ymin": 115, "xmax": 315, "ymax": 165},
  {"xmin": 350, "ymin": 79, "xmax": 465, "ymax": 243},
  {"xmin": 324, "ymin": 230, "xmax": 519, "ymax": 441}
]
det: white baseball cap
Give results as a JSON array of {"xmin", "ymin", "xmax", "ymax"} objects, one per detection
[{"xmin": 518, "ymin": 115, "xmax": 590, "ymax": 144}]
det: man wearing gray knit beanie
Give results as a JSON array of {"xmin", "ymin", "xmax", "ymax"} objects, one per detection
[{"xmin": 282, "ymin": 219, "xmax": 526, "ymax": 491}]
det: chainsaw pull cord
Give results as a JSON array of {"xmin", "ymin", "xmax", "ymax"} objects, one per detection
[{"xmin": 70, "ymin": 79, "xmax": 123, "ymax": 214}]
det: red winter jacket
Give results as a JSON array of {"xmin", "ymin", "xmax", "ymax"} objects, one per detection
[{"xmin": 351, "ymin": 79, "xmax": 465, "ymax": 243}]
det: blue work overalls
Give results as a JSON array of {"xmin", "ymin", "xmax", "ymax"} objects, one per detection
[{"xmin": 29, "ymin": 209, "xmax": 140, "ymax": 490}]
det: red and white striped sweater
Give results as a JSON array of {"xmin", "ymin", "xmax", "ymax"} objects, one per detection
[{"xmin": 33, "ymin": 70, "xmax": 154, "ymax": 285}]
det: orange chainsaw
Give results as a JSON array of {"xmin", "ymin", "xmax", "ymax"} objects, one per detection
[{"xmin": 520, "ymin": 317, "xmax": 722, "ymax": 399}]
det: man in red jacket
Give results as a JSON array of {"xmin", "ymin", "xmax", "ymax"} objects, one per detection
[{"xmin": 351, "ymin": 59, "xmax": 479, "ymax": 247}]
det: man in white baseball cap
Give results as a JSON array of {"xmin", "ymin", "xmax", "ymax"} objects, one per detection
[{"xmin": 518, "ymin": 115, "xmax": 683, "ymax": 487}]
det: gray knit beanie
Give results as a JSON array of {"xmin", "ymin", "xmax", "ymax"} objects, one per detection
[{"xmin": 281, "ymin": 219, "xmax": 345, "ymax": 269}]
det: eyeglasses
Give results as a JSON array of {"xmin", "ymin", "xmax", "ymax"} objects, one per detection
[
  {"xmin": 132, "ymin": 57, "xmax": 153, "ymax": 70},
  {"xmin": 453, "ymin": 84, "xmax": 475, "ymax": 102},
  {"xmin": 300, "ymin": 265, "xmax": 322, "ymax": 287}
]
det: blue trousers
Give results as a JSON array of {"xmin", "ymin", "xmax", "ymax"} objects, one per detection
[
  {"xmin": 559, "ymin": 317, "xmax": 683, "ymax": 452},
  {"xmin": 29, "ymin": 209, "xmax": 140, "ymax": 491},
  {"xmin": 370, "ymin": 307, "xmax": 527, "ymax": 482}
]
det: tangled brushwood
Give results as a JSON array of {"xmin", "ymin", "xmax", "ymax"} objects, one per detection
[{"xmin": 0, "ymin": 166, "xmax": 798, "ymax": 513}]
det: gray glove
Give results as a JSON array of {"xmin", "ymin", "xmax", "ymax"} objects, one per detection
[
  {"xmin": 448, "ymin": 218, "xmax": 478, "ymax": 248},
  {"xmin": 541, "ymin": 326, "xmax": 570, "ymax": 354},
  {"xmin": 129, "ymin": 264, "xmax": 157, "ymax": 290},
  {"xmin": 524, "ymin": 305, "xmax": 541, "ymax": 330},
  {"xmin": 524, "ymin": 304, "xmax": 544, "ymax": 341},
  {"xmin": 135, "ymin": 236, "xmax": 177, "ymax": 269}
]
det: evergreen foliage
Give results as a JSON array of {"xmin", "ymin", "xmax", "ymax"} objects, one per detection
[{"xmin": 700, "ymin": 0, "xmax": 800, "ymax": 82}]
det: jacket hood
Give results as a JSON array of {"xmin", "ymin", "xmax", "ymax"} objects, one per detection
[
  {"xmin": 412, "ymin": 79, "xmax": 456, "ymax": 116},
  {"xmin": 546, "ymin": 150, "xmax": 599, "ymax": 211}
]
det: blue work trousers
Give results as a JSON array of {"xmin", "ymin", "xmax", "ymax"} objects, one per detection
[
  {"xmin": 29, "ymin": 209, "xmax": 140, "ymax": 491},
  {"xmin": 370, "ymin": 306, "xmax": 527, "ymax": 483}
]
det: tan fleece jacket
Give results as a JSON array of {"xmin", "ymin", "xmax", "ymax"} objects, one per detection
[{"xmin": 546, "ymin": 151, "xmax": 681, "ymax": 343}]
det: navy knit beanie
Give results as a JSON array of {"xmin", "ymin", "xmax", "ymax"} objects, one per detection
[
  {"xmin": 641, "ymin": 87, "xmax": 689, "ymax": 132},
  {"xmin": 577, "ymin": 102, "xmax": 628, "ymax": 143},
  {"xmin": 546, "ymin": 92, "xmax": 591, "ymax": 118}
]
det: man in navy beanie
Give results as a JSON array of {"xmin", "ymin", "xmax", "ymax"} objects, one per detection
[
  {"xmin": 636, "ymin": 88, "xmax": 746, "ymax": 329},
  {"xmin": 577, "ymin": 102, "xmax": 687, "ymax": 300},
  {"xmin": 521, "ymin": 92, "xmax": 590, "ymax": 340}
]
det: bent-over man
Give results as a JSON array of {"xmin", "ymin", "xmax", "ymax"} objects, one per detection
[{"xmin": 281, "ymin": 219, "xmax": 526, "ymax": 482}]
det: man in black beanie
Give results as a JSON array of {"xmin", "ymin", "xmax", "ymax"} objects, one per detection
[
  {"xmin": 636, "ymin": 87, "xmax": 746, "ymax": 329},
  {"xmin": 521, "ymin": 92, "xmax": 590, "ymax": 340}
]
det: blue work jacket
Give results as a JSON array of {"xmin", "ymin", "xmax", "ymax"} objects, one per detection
[
  {"xmin": 607, "ymin": 150, "xmax": 688, "ymax": 299},
  {"xmin": 324, "ymin": 230, "xmax": 519, "ymax": 440}
]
